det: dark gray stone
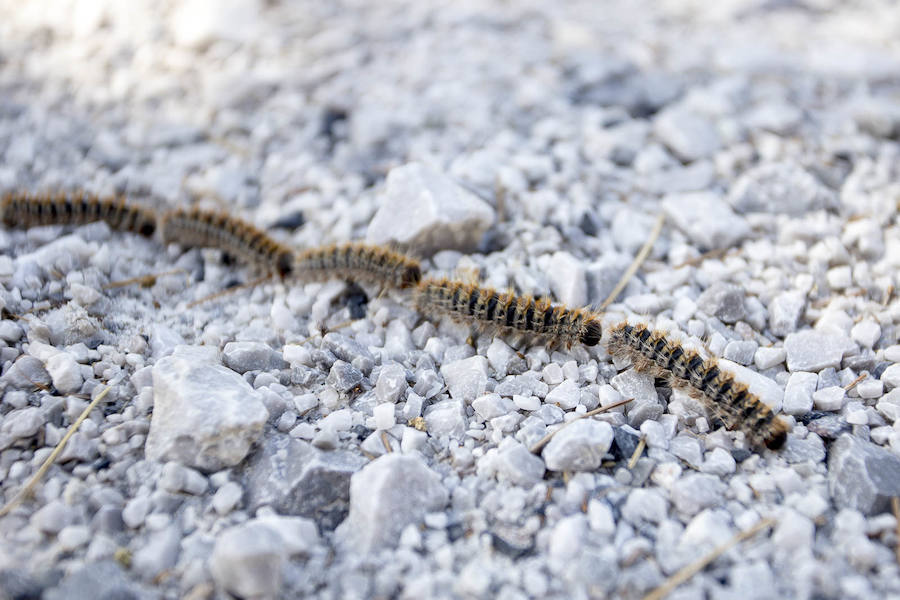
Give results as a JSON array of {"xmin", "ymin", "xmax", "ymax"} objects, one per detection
[
  {"xmin": 696, "ymin": 283, "xmax": 746, "ymax": 324},
  {"xmin": 828, "ymin": 434, "xmax": 900, "ymax": 515},
  {"xmin": 327, "ymin": 360, "xmax": 364, "ymax": 393},
  {"xmin": 241, "ymin": 434, "xmax": 366, "ymax": 530}
]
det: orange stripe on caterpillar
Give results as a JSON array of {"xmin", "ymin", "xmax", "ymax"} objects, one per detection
[
  {"xmin": 605, "ymin": 322, "xmax": 789, "ymax": 450},
  {"xmin": 160, "ymin": 207, "xmax": 294, "ymax": 277},
  {"xmin": 1, "ymin": 191, "xmax": 157, "ymax": 237},
  {"xmin": 293, "ymin": 243, "xmax": 421, "ymax": 289},
  {"xmin": 414, "ymin": 277, "xmax": 602, "ymax": 348}
]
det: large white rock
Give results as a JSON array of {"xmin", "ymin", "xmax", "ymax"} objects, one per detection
[
  {"xmin": 542, "ymin": 420, "xmax": 613, "ymax": 471},
  {"xmin": 146, "ymin": 348, "xmax": 268, "ymax": 472},
  {"xmin": 336, "ymin": 454, "xmax": 447, "ymax": 552},
  {"xmin": 367, "ymin": 162, "xmax": 495, "ymax": 254}
]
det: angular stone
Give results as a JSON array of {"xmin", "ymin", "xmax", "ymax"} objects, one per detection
[
  {"xmin": 494, "ymin": 438, "xmax": 546, "ymax": 487},
  {"xmin": 828, "ymin": 434, "xmax": 900, "ymax": 515},
  {"xmin": 784, "ymin": 331, "xmax": 846, "ymax": 372},
  {"xmin": 768, "ymin": 292, "xmax": 805, "ymax": 337},
  {"xmin": 440, "ymin": 355, "xmax": 488, "ymax": 403},
  {"xmin": 542, "ymin": 420, "xmax": 613, "ymax": 471},
  {"xmin": 696, "ymin": 283, "xmax": 747, "ymax": 324},
  {"xmin": 326, "ymin": 360, "xmax": 364, "ymax": 393},
  {"xmin": 671, "ymin": 474, "xmax": 727, "ymax": 515},
  {"xmin": 662, "ymin": 192, "xmax": 750, "ymax": 249},
  {"xmin": 654, "ymin": 107, "xmax": 721, "ymax": 162},
  {"xmin": 146, "ymin": 349, "xmax": 268, "ymax": 472},
  {"xmin": 367, "ymin": 162, "xmax": 495, "ymax": 254},
  {"xmin": 43, "ymin": 561, "xmax": 149, "ymax": 600},
  {"xmin": 336, "ymin": 454, "xmax": 448, "ymax": 551},
  {"xmin": 241, "ymin": 434, "xmax": 366, "ymax": 530},
  {"xmin": 783, "ymin": 372, "xmax": 817, "ymax": 415},
  {"xmin": 223, "ymin": 341, "xmax": 284, "ymax": 373},
  {"xmin": 424, "ymin": 399, "xmax": 467, "ymax": 441},
  {"xmin": 728, "ymin": 162, "xmax": 836, "ymax": 215},
  {"xmin": 210, "ymin": 521, "xmax": 286, "ymax": 599}
]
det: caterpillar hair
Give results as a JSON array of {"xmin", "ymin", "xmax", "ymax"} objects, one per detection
[
  {"xmin": 160, "ymin": 207, "xmax": 294, "ymax": 277},
  {"xmin": 293, "ymin": 243, "xmax": 422, "ymax": 289},
  {"xmin": 414, "ymin": 277, "xmax": 603, "ymax": 348},
  {"xmin": 1, "ymin": 191, "xmax": 157, "ymax": 237},
  {"xmin": 605, "ymin": 322, "xmax": 789, "ymax": 450}
]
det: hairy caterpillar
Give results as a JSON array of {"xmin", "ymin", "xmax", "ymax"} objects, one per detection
[
  {"xmin": 293, "ymin": 243, "xmax": 422, "ymax": 289},
  {"xmin": 414, "ymin": 277, "xmax": 603, "ymax": 348},
  {"xmin": 605, "ymin": 322, "xmax": 789, "ymax": 450},
  {"xmin": 1, "ymin": 191, "xmax": 157, "ymax": 237},
  {"xmin": 160, "ymin": 207, "xmax": 294, "ymax": 277}
]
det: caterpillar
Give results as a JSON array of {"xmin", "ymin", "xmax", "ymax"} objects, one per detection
[
  {"xmin": 160, "ymin": 207, "xmax": 295, "ymax": 277},
  {"xmin": 605, "ymin": 322, "xmax": 789, "ymax": 450},
  {"xmin": 293, "ymin": 243, "xmax": 422, "ymax": 289},
  {"xmin": 414, "ymin": 277, "xmax": 603, "ymax": 348},
  {"xmin": 1, "ymin": 191, "xmax": 158, "ymax": 237}
]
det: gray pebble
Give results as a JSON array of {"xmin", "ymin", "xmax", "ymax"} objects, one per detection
[
  {"xmin": 662, "ymin": 192, "xmax": 750, "ymax": 249},
  {"xmin": 145, "ymin": 350, "xmax": 268, "ymax": 472},
  {"xmin": 336, "ymin": 454, "xmax": 448, "ymax": 552},
  {"xmin": 131, "ymin": 525, "xmax": 180, "ymax": 579},
  {"xmin": 654, "ymin": 107, "xmax": 721, "ymax": 162},
  {"xmin": 223, "ymin": 341, "xmax": 283, "ymax": 373},
  {"xmin": 768, "ymin": 292, "xmax": 806, "ymax": 336},
  {"xmin": 440, "ymin": 355, "xmax": 488, "ymax": 403},
  {"xmin": 727, "ymin": 162, "xmax": 835, "ymax": 215},
  {"xmin": 241, "ymin": 435, "xmax": 366, "ymax": 530},
  {"xmin": 754, "ymin": 346, "xmax": 786, "ymax": 370},
  {"xmin": 784, "ymin": 330, "xmax": 845, "ymax": 372},
  {"xmin": 367, "ymin": 162, "xmax": 495, "ymax": 254},
  {"xmin": 670, "ymin": 474, "xmax": 726, "ymax": 515},
  {"xmin": 494, "ymin": 439, "xmax": 546, "ymax": 486},
  {"xmin": 1, "ymin": 406, "xmax": 45, "ymax": 439},
  {"xmin": 542, "ymin": 420, "xmax": 613, "ymax": 472},
  {"xmin": 209, "ymin": 521, "xmax": 288, "ymax": 599},
  {"xmin": 828, "ymin": 434, "xmax": 900, "ymax": 515},
  {"xmin": 621, "ymin": 488, "xmax": 668, "ymax": 524},
  {"xmin": 327, "ymin": 360, "xmax": 364, "ymax": 392},
  {"xmin": 697, "ymin": 283, "xmax": 747, "ymax": 324},
  {"xmin": 783, "ymin": 371, "xmax": 817, "ymax": 415}
]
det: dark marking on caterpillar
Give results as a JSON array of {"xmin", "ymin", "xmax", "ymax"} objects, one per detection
[
  {"xmin": 414, "ymin": 277, "xmax": 603, "ymax": 348},
  {"xmin": 160, "ymin": 207, "xmax": 294, "ymax": 277},
  {"xmin": 1, "ymin": 191, "xmax": 157, "ymax": 237},
  {"xmin": 293, "ymin": 243, "xmax": 422, "ymax": 289},
  {"xmin": 605, "ymin": 322, "xmax": 789, "ymax": 450}
]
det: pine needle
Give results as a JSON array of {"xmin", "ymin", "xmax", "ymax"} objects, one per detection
[{"xmin": 600, "ymin": 213, "xmax": 665, "ymax": 310}]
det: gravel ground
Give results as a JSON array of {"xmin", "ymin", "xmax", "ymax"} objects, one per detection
[{"xmin": 2, "ymin": 1, "xmax": 900, "ymax": 598}]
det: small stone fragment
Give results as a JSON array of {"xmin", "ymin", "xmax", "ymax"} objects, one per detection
[
  {"xmin": 336, "ymin": 454, "xmax": 448, "ymax": 552},
  {"xmin": 367, "ymin": 162, "xmax": 495, "ymax": 254},
  {"xmin": 662, "ymin": 192, "xmax": 750, "ymax": 249},
  {"xmin": 768, "ymin": 292, "xmax": 806, "ymax": 337},
  {"xmin": 784, "ymin": 331, "xmax": 845, "ymax": 372},
  {"xmin": 146, "ymin": 350, "xmax": 268, "ymax": 472},
  {"xmin": 727, "ymin": 162, "xmax": 835, "ymax": 215},
  {"xmin": 783, "ymin": 372, "xmax": 817, "ymax": 415},
  {"xmin": 440, "ymin": 355, "xmax": 488, "ymax": 403},
  {"xmin": 828, "ymin": 434, "xmax": 900, "ymax": 515},
  {"xmin": 542, "ymin": 420, "xmax": 613, "ymax": 471},
  {"xmin": 697, "ymin": 283, "xmax": 747, "ymax": 324}
]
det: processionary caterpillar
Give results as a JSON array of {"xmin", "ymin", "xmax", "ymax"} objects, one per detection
[
  {"xmin": 605, "ymin": 322, "xmax": 789, "ymax": 450},
  {"xmin": 414, "ymin": 277, "xmax": 603, "ymax": 348},
  {"xmin": 160, "ymin": 207, "xmax": 295, "ymax": 277},
  {"xmin": 1, "ymin": 191, "xmax": 157, "ymax": 237},
  {"xmin": 293, "ymin": 243, "xmax": 422, "ymax": 289}
]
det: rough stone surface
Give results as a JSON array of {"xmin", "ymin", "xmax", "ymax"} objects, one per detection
[
  {"xmin": 662, "ymin": 192, "xmax": 750, "ymax": 249},
  {"xmin": 241, "ymin": 434, "xmax": 366, "ymax": 530},
  {"xmin": 728, "ymin": 162, "xmax": 836, "ymax": 215},
  {"xmin": 367, "ymin": 162, "xmax": 495, "ymax": 254},
  {"xmin": 146, "ymin": 349, "xmax": 268, "ymax": 472},
  {"xmin": 784, "ymin": 331, "xmax": 846, "ymax": 372},
  {"xmin": 829, "ymin": 434, "xmax": 900, "ymax": 516},
  {"xmin": 542, "ymin": 420, "xmax": 613, "ymax": 472},
  {"xmin": 336, "ymin": 454, "xmax": 448, "ymax": 552}
]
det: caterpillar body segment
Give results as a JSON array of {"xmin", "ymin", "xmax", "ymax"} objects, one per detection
[
  {"xmin": 414, "ymin": 277, "xmax": 603, "ymax": 348},
  {"xmin": 1, "ymin": 191, "xmax": 157, "ymax": 237},
  {"xmin": 605, "ymin": 322, "xmax": 789, "ymax": 450},
  {"xmin": 160, "ymin": 207, "xmax": 294, "ymax": 277},
  {"xmin": 293, "ymin": 243, "xmax": 422, "ymax": 289}
]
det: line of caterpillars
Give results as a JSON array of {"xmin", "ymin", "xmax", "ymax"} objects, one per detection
[{"xmin": 0, "ymin": 190, "xmax": 789, "ymax": 450}]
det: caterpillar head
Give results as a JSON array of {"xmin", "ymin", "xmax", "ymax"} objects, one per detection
[
  {"xmin": 401, "ymin": 264, "xmax": 422, "ymax": 288},
  {"xmin": 764, "ymin": 418, "xmax": 790, "ymax": 450},
  {"xmin": 580, "ymin": 319, "xmax": 603, "ymax": 346}
]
